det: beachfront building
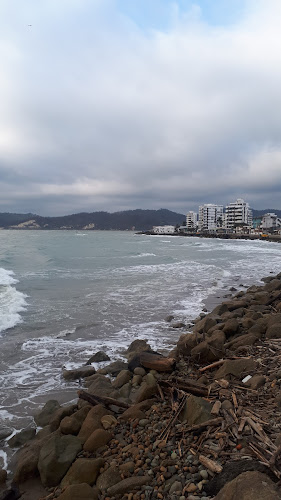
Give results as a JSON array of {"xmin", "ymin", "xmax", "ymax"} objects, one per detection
[
  {"xmin": 225, "ymin": 198, "xmax": 252, "ymax": 231},
  {"xmin": 152, "ymin": 225, "xmax": 175, "ymax": 234},
  {"xmin": 186, "ymin": 211, "xmax": 198, "ymax": 230},
  {"xmin": 198, "ymin": 204, "xmax": 223, "ymax": 231},
  {"xmin": 261, "ymin": 213, "xmax": 281, "ymax": 231}
]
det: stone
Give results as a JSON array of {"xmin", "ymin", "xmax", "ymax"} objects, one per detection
[
  {"xmin": 132, "ymin": 374, "xmax": 143, "ymax": 385},
  {"xmin": 226, "ymin": 333, "xmax": 259, "ymax": 350},
  {"xmin": 0, "ymin": 428, "xmax": 13, "ymax": 440},
  {"xmin": 85, "ymin": 374, "xmax": 116, "ymax": 397},
  {"xmin": 180, "ymin": 395, "xmax": 212, "ymax": 425},
  {"xmin": 83, "ymin": 429, "xmax": 112, "ymax": 453},
  {"xmin": 106, "ymin": 476, "xmax": 151, "ymax": 496},
  {"xmin": 96, "ymin": 465, "xmax": 122, "ymax": 491},
  {"xmin": 60, "ymin": 406, "xmax": 91, "ymax": 435},
  {"xmin": 34, "ymin": 400, "xmax": 60, "ymax": 427},
  {"xmin": 13, "ymin": 440, "xmax": 43, "ymax": 483},
  {"xmin": 169, "ymin": 481, "xmax": 182, "ymax": 493},
  {"xmin": 223, "ymin": 318, "xmax": 239, "ymax": 337},
  {"xmin": 78, "ymin": 406, "xmax": 106, "ymax": 443},
  {"xmin": 119, "ymin": 400, "xmax": 154, "ymax": 421},
  {"xmin": 191, "ymin": 331, "xmax": 225, "ymax": 364},
  {"xmin": 101, "ymin": 415, "xmax": 117, "ymax": 430},
  {"xmin": 49, "ymin": 404, "xmax": 77, "ymax": 432},
  {"xmin": 112, "ymin": 369, "xmax": 132, "ymax": 389},
  {"xmin": 264, "ymin": 279, "xmax": 281, "ymax": 292},
  {"xmin": 62, "ymin": 366, "xmax": 96, "ymax": 381},
  {"xmin": 0, "ymin": 468, "xmax": 7, "ymax": 484},
  {"xmin": 38, "ymin": 434, "xmax": 82, "ymax": 487},
  {"xmin": 213, "ymin": 471, "xmax": 280, "ymax": 500},
  {"xmin": 133, "ymin": 382, "xmax": 157, "ymax": 403},
  {"xmin": 165, "ymin": 315, "xmax": 175, "ymax": 322},
  {"xmin": 266, "ymin": 324, "xmax": 281, "ymax": 339},
  {"xmin": 8, "ymin": 428, "xmax": 36, "ymax": 448},
  {"xmin": 194, "ymin": 315, "xmax": 218, "ymax": 334},
  {"xmin": 248, "ymin": 374, "xmax": 266, "ymax": 390},
  {"xmin": 56, "ymin": 483, "xmax": 98, "ymax": 500},
  {"xmin": 86, "ymin": 351, "xmax": 110, "ymax": 364},
  {"xmin": 102, "ymin": 361, "xmax": 128, "ymax": 376},
  {"xmin": 61, "ymin": 458, "xmax": 104, "ymax": 487},
  {"xmin": 119, "ymin": 382, "xmax": 131, "ymax": 399},
  {"xmin": 212, "ymin": 303, "xmax": 229, "ymax": 316},
  {"xmin": 126, "ymin": 339, "xmax": 152, "ymax": 354},
  {"xmin": 175, "ymin": 333, "xmax": 199, "ymax": 358},
  {"xmin": 134, "ymin": 367, "xmax": 146, "ymax": 377},
  {"xmin": 215, "ymin": 358, "xmax": 257, "ymax": 379}
]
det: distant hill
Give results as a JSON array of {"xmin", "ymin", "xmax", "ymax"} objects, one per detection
[
  {"xmin": 252, "ymin": 209, "xmax": 281, "ymax": 218},
  {"xmin": 0, "ymin": 209, "xmax": 186, "ymax": 231}
]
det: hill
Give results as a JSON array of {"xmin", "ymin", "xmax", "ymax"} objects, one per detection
[{"xmin": 0, "ymin": 209, "xmax": 186, "ymax": 231}]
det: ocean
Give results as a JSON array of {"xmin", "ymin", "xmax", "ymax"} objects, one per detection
[{"xmin": 0, "ymin": 230, "xmax": 280, "ymax": 467}]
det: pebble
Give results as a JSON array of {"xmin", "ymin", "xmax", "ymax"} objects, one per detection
[
  {"xmin": 171, "ymin": 452, "xmax": 177, "ymax": 460},
  {"xmin": 200, "ymin": 469, "xmax": 209, "ymax": 480}
]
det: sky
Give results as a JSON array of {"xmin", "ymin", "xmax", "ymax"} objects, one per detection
[{"xmin": 0, "ymin": 0, "xmax": 281, "ymax": 215}]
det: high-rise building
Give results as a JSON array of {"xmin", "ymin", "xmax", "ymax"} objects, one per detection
[
  {"xmin": 198, "ymin": 204, "xmax": 223, "ymax": 231},
  {"xmin": 261, "ymin": 213, "xmax": 281, "ymax": 230},
  {"xmin": 186, "ymin": 211, "xmax": 197, "ymax": 230},
  {"xmin": 225, "ymin": 198, "xmax": 252, "ymax": 230}
]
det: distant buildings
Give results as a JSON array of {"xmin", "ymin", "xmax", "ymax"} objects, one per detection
[
  {"xmin": 152, "ymin": 225, "xmax": 175, "ymax": 234},
  {"xmin": 261, "ymin": 213, "xmax": 281, "ymax": 230},
  {"xmin": 225, "ymin": 198, "xmax": 252, "ymax": 230},
  {"xmin": 186, "ymin": 211, "xmax": 198, "ymax": 230},
  {"xmin": 198, "ymin": 204, "xmax": 223, "ymax": 231}
]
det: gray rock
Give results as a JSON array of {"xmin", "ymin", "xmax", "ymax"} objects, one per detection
[
  {"xmin": 38, "ymin": 434, "xmax": 82, "ymax": 486},
  {"xmin": 8, "ymin": 428, "xmax": 36, "ymax": 448},
  {"xmin": 86, "ymin": 351, "xmax": 110, "ymax": 364},
  {"xmin": 34, "ymin": 400, "xmax": 61, "ymax": 427},
  {"xmin": 62, "ymin": 366, "xmax": 96, "ymax": 380},
  {"xmin": 0, "ymin": 427, "xmax": 13, "ymax": 440}
]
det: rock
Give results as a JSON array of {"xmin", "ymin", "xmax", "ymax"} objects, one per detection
[
  {"xmin": 60, "ymin": 406, "xmax": 91, "ymax": 435},
  {"xmin": 132, "ymin": 374, "xmax": 142, "ymax": 385},
  {"xmin": 101, "ymin": 415, "xmax": 117, "ymax": 430},
  {"xmin": 62, "ymin": 366, "xmax": 96, "ymax": 381},
  {"xmin": 247, "ymin": 374, "xmax": 266, "ymax": 390},
  {"xmin": 175, "ymin": 333, "xmax": 199, "ymax": 358},
  {"xmin": 133, "ymin": 382, "xmax": 157, "ymax": 403},
  {"xmin": 0, "ymin": 468, "xmax": 7, "ymax": 484},
  {"xmin": 119, "ymin": 382, "xmax": 131, "ymax": 399},
  {"xmin": 119, "ymin": 400, "xmax": 154, "ymax": 421},
  {"xmin": 171, "ymin": 322, "xmax": 185, "ymax": 329},
  {"xmin": 139, "ymin": 351, "xmax": 175, "ymax": 372},
  {"xmin": 226, "ymin": 333, "xmax": 259, "ymax": 350},
  {"xmin": 61, "ymin": 458, "xmax": 104, "ymax": 487},
  {"xmin": 194, "ymin": 315, "xmax": 218, "ymax": 334},
  {"xmin": 49, "ymin": 404, "xmax": 77, "ymax": 432},
  {"xmin": 0, "ymin": 487, "xmax": 21, "ymax": 500},
  {"xmin": 213, "ymin": 471, "xmax": 280, "ymax": 500},
  {"xmin": 34, "ymin": 400, "xmax": 61, "ymax": 427},
  {"xmin": 85, "ymin": 374, "xmax": 115, "ymax": 397},
  {"xmin": 126, "ymin": 339, "xmax": 152, "ymax": 355},
  {"xmin": 215, "ymin": 358, "xmax": 257, "ymax": 379},
  {"xmin": 165, "ymin": 315, "xmax": 175, "ymax": 322},
  {"xmin": 180, "ymin": 395, "xmax": 212, "ymax": 425},
  {"xmin": 86, "ymin": 351, "xmax": 110, "ymax": 364},
  {"xmin": 106, "ymin": 476, "xmax": 151, "ymax": 496},
  {"xmin": 102, "ymin": 361, "xmax": 128, "ymax": 376},
  {"xmin": 223, "ymin": 318, "xmax": 239, "ymax": 337},
  {"xmin": 83, "ymin": 429, "xmax": 112, "ymax": 453},
  {"xmin": 264, "ymin": 279, "xmax": 281, "ymax": 292},
  {"xmin": 191, "ymin": 331, "xmax": 225, "ymax": 363},
  {"xmin": 78, "ymin": 405, "xmax": 107, "ymax": 443},
  {"xmin": 266, "ymin": 324, "xmax": 281, "ymax": 339},
  {"xmin": 212, "ymin": 303, "xmax": 229, "ymax": 316},
  {"xmin": 13, "ymin": 440, "xmax": 42, "ymax": 483},
  {"xmin": 8, "ymin": 428, "xmax": 36, "ymax": 448},
  {"xmin": 134, "ymin": 367, "xmax": 146, "ymax": 377},
  {"xmin": 169, "ymin": 480, "xmax": 182, "ymax": 493},
  {"xmin": 38, "ymin": 434, "xmax": 82, "ymax": 487},
  {"xmin": 226, "ymin": 300, "xmax": 248, "ymax": 311},
  {"xmin": 112, "ymin": 369, "xmax": 132, "ymax": 389},
  {"xmin": 205, "ymin": 459, "xmax": 277, "ymax": 497},
  {"xmin": 56, "ymin": 483, "xmax": 98, "ymax": 500},
  {"xmin": 96, "ymin": 465, "xmax": 122, "ymax": 491},
  {"xmin": 0, "ymin": 428, "xmax": 13, "ymax": 440}
]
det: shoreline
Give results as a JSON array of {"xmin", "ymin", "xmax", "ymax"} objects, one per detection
[
  {"xmin": 140, "ymin": 231, "xmax": 281, "ymax": 243},
  {"xmin": 2, "ymin": 272, "xmax": 281, "ymax": 499}
]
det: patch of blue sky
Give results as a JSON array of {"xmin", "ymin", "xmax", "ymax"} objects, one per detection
[{"xmin": 116, "ymin": 0, "xmax": 248, "ymax": 31}]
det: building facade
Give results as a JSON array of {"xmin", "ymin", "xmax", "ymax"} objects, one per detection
[
  {"xmin": 225, "ymin": 198, "xmax": 252, "ymax": 230},
  {"xmin": 261, "ymin": 213, "xmax": 281, "ymax": 230},
  {"xmin": 152, "ymin": 225, "xmax": 175, "ymax": 234},
  {"xmin": 186, "ymin": 211, "xmax": 198, "ymax": 230},
  {"xmin": 198, "ymin": 204, "xmax": 223, "ymax": 231}
]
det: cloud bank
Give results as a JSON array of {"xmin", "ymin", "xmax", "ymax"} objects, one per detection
[{"xmin": 0, "ymin": 0, "xmax": 281, "ymax": 214}]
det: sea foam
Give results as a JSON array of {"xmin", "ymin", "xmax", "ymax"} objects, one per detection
[{"xmin": 0, "ymin": 268, "xmax": 27, "ymax": 334}]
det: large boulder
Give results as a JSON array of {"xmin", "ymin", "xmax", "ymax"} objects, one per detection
[
  {"xmin": 223, "ymin": 318, "xmax": 239, "ymax": 338},
  {"xmin": 175, "ymin": 333, "xmax": 199, "ymax": 358},
  {"xmin": 101, "ymin": 361, "xmax": 128, "ymax": 377},
  {"xmin": 60, "ymin": 406, "xmax": 91, "ymax": 435},
  {"xmin": 213, "ymin": 471, "xmax": 280, "ymax": 500},
  {"xmin": 215, "ymin": 358, "xmax": 257, "ymax": 380},
  {"xmin": 179, "ymin": 395, "xmax": 212, "ymax": 425},
  {"xmin": 62, "ymin": 366, "xmax": 96, "ymax": 381},
  {"xmin": 13, "ymin": 438, "xmax": 46, "ymax": 484},
  {"xmin": 8, "ymin": 428, "xmax": 36, "ymax": 448},
  {"xmin": 191, "ymin": 331, "xmax": 225, "ymax": 363},
  {"xmin": 34, "ymin": 400, "xmax": 60, "ymax": 427},
  {"xmin": 38, "ymin": 434, "xmax": 82, "ymax": 487},
  {"xmin": 112, "ymin": 370, "xmax": 132, "ymax": 389},
  {"xmin": 266, "ymin": 324, "xmax": 281, "ymax": 339},
  {"xmin": 85, "ymin": 374, "xmax": 116, "ymax": 397},
  {"xmin": 96, "ymin": 464, "xmax": 122, "ymax": 492},
  {"xmin": 49, "ymin": 404, "xmax": 77, "ymax": 432},
  {"xmin": 78, "ymin": 405, "xmax": 107, "ymax": 444},
  {"xmin": 226, "ymin": 333, "xmax": 259, "ymax": 351},
  {"xmin": 83, "ymin": 429, "xmax": 112, "ymax": 453},
  {"xmin": 86, "ymin": 351, "xmax": 110, "ymax": 364},
  {"xmin": 126, "ymin": 339, "xmax": 152, "ymax": 356},
  {"xmin": 61, "ymin": 458, "xmax": 104, "ymax": 487},
  {"xmin": 194, "ymin": 315, "xmax": 218, "ymax": 334},
  {"xmin": 56, "ymin": 483, "xmax": 98, "ymax": 500}
]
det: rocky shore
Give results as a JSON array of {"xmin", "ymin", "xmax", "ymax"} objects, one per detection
[{"xmin": 2, "ymin": 273, "xmax": 281, "ymax": 499}]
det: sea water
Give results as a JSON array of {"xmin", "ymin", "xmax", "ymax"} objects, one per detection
[{"xmin": 0, "ymin": 230, "xmax": 280, "ymax": 465}]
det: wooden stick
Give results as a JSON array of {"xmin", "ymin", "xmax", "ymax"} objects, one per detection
[
  {"xmin": 78, "ymin": 390, "xmax": 130, "ymax": 409},
  {"xmin": 199, "ymin": 455, "xmax": 223, "ymax": 473}
]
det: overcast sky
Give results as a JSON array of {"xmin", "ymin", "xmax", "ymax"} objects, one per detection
[{"xmin": 1, "ymin": 0, "xmax": 281, "ymax": 215}]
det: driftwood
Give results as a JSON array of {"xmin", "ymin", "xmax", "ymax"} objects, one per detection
[
  {"xmin": 139, "ymin": 352, "xmax": 175, "ymax": 372},
  {"xmin": 159, "ymin": 378, "xmax": 208, "ymax": 397},
  {"xmin": 199, "ymin": 455, "xmax": 223, "ymax": 473},
  {"xmin": 78, "ymin": 390, "xmax": 130, "ymax": 410}
]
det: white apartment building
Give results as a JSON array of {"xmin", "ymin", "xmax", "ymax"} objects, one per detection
[
  {"xmin": 186, "ymin": 211, "xmax": 197, "ymax": 230},
  {"xmin": 225, "ymin": 198, "xmax": 252, "ymax": 230},
  {"xmin": 198, "ymin": 204, "xmax": 223, "ymax": 231},
  {"xmin": 152, "ymin": 225, "xmax": 175, "ymax": 234},
  {"xmin": 261, "ymin": 213, "xmax": 281, "ymax": 230}
]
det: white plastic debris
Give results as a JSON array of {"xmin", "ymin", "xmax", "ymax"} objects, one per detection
[{"xmin": 242, "ymin": 375, "xmax": 252, "ymax": 383}]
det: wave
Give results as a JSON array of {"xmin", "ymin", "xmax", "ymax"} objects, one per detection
[{"xmin": 0, "ymin": 268, "xmax": 27, "ymax": 334}]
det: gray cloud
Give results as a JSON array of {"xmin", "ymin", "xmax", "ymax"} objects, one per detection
[{"xmin": 0, "ymin": 0, "xmax": 281, "ymax": 215}]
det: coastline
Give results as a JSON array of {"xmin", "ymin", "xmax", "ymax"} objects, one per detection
[{"xmin": 2, "ymin": 272, "xmax": 281, "ymax": 499}]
